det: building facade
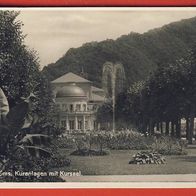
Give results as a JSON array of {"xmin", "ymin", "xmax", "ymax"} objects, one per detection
[{"xmin": 51, "ymin": 72, "xmax": 105, "ymax": 131}]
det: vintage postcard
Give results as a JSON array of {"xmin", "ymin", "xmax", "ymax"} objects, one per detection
[{"xmin": 0, "ymin": 7, "xmax": 196, "ymax": 184}]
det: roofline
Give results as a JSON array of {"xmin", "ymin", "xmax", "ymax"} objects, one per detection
[
  {"xmin": 56, "ymin": 95, "xmax": 87, "ymax": 97},
  {"xmin": 51, "ymin": 81, "xmax": 92, "ymax": 84},
  {"xmin": 92, "ymin": 86, "xmax": 104, "ymax": 91},
  {"xmin": 51, "ymin": 72, "xmax": 92, "ymax": 83}
]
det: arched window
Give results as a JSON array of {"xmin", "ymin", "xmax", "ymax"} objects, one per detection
[
  {"xmin": 69, "ymin": 120, "xmax": 74, "ymax": 130},
  {"xmin": 78, "ymin": 120, "xmax": 82, "ymax": 130},
  {"xmin": 76, "ymin": 104, "xmax": 81, "ymax": 111},
  {"xmin": 62, "ymin": 104, "xmax": 67, "ymax": 111},
  {"xmin": 83, "ymin": 104, "xmax": 86, "ymax": 112},
  {"xmin": 70, "ymin": 104, "xmax": 74, "ymax": 112}
]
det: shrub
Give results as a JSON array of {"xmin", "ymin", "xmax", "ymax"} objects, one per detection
[
  {"xmin": 53, "ymin": 136, "xmax": 76, "ymax": 149},
  {"xmin": 70, "ymin": 132, "xmax": 110, "ymax": 156},
  {"xmin": 129, "ymin": 151, "xmax": 166, "ymax": 165},
  {"xmin": 48, "ymin": 140, "xmax": 71, "ymax": 168},
  {"xmin": 104, "ymin": 130, "xmax": 154, "ymax": 150},
  {"xmin": 150, "ymin": 136, "xmax": 188, "ymax": 155}
]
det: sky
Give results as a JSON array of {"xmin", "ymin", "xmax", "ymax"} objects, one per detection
[{"xmin": 16, "ymin": 8, "xmax": 196, "ymax": 68}]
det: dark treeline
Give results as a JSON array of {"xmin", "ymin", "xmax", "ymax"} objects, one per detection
[{"xmin": 116, "ymin": 45, "xmax": 196, "ymax": 144}]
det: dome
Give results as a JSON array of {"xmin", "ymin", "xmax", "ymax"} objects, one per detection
[{"xmin": 56, "ymin": 83, "xmax": 86, "ymax": 98}]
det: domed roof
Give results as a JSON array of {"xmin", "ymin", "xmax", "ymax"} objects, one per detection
[{"xmin": 56, "ymin": 83, "xmax": 86, "ymax": 98}]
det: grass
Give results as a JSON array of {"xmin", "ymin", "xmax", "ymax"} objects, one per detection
[{"xmin": 56, "ymin": 147, "xmax": 196, "ymax": 175}]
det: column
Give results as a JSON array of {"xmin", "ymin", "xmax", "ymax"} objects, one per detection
[
  {"xmin": 88, "ymin": 116, "xmax": 93, "ymax": 131},
  {"xmin": 73, "ymin": 103, "xmax": 76, "ymax": 112},
  {"xmin": 74, "ymin": 116, "xmax": 78, "ymax": 130},
  {"xmin": 66, "ymin": 115, "xmax": 69, "ymax": 131},
  {"xmin": 98, "ymin": 123, "xmax": 100, "ymax": 130},
  {"xmin": 82, "ymin": 115, "xmax": 86, "ymax": 131}
]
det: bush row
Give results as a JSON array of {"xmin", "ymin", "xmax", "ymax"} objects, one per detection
[{"xmin": 56, "ymin": 130, "xmax": 188, "ymax": 156}]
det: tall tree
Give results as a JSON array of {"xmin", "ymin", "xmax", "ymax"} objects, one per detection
[
  {"xmin": 0, "ymin": 11, "xmax": 41, "ymax": 104},
  {"xmin": 0, "ymin": 11, "xmax": 54, "ymax": 125}
]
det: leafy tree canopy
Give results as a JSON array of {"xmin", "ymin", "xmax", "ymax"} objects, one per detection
[{"xmin": 0, "ymin": 11, "xmax": 53, "ymax": 122}]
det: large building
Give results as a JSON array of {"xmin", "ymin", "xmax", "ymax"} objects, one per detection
[{"xmin": 51, "ymin": 72, "xmax": 105, "ymax": 131}]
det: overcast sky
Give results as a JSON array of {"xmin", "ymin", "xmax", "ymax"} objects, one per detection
[{"xmin": 17, "ymin": 8, "xmax": 196, "ymax": 68}]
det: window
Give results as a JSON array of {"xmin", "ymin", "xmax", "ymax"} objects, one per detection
[
  {"xmin": 78, "ymin": 120, "xmax": 82, "ymax": 130},
  {"xmin": 76, "ymin": 104, "xmax": 81, "ymax": 111},
  {"xmin": 62, "ymin": 104, "xmax": 67, "ymax": 111},
  {"xmin": 94, "ymin": 120, "xmax": 97, "ymax": 129},
  {"xmin": 69, "ymin": 120, "xmax": 74, "ymax": 130},
  {"xmin": 70, "ymin": 104, "xmax": 74, "ymax": 112},
  {"xmin": 93, "ymin": 105, "xmax": 97, "ymax": 111},
  {"xmin": 61, "ymin": 120, "xmax": 66, "ymax": 128},
  {"xmin": 85, "ymin": 120, "xmax": 88, "ymax": 130},
  {"xmin": 83, "ymin": 104, "xmax": 87, "ymax": 112}
]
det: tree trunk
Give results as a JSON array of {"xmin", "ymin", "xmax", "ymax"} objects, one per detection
[
  {"xmin": 189, "ymin": 113, "xmax": 194, "ymax": 144},
  {"xmin": 149, "ymin": 119, "xmax": 154, "ymax": 135},
  {"xmin": 152, "ymin": 122, "xmax": 155, "ymax": 134},
  {"xmin": 165, "ymin": 121, "xmax": 169, "ymax": 135},
  {"xmin": 157, "ymin": 122, "xmax": 160, "ymax": 132},
  {"xmin": 176, "ymin": 118, "xmax": 181, "ymax": 139},
  {"xmin": 171, "ymin": 121, "xmax": 175, "ymax": 137},
  {"xmin": 142, "ymin": 122, "xmax": 147, "ymax": 134},
  {"xmin": 160, "ymin": 122, "xmax": 163, "ymax": 134},
  {"xmin": 186, "ymin": 117, "xmax": 190, "ymax": 140}
]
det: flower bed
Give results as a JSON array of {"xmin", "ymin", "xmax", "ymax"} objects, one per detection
[
  {"xmin": 54, "ymin": 130, "xmax": 188, "ymax": 156},
  {"xmin": 129, "ymin": 151, "xmax": 166, "ymax": 165}
]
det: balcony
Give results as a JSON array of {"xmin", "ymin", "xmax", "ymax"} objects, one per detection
[{"xmin": 59, "ymin": 109, "xmax": 95, "ymax": 115}]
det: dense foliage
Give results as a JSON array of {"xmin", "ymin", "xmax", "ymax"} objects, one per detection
[
  {"xmin": 0, "ymin": 11, "xmax": 66, "ymax": 182},
  {"xmin": 116, "ymin": 45, "xmax": 196, "ymax": 144},
  {"xmin": 0, "ymin": 11, "xmax": 54, "ymax": 121}
]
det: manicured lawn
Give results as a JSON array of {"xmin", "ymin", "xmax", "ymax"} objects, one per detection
[{"xmin": 57, "ymin": 147, "xmax": 196, "ymax": 175}]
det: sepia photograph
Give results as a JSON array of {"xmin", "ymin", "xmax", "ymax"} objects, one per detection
[{"xmin": 0, "ymin": 7, "xmax": 196, "ymax": 183}]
